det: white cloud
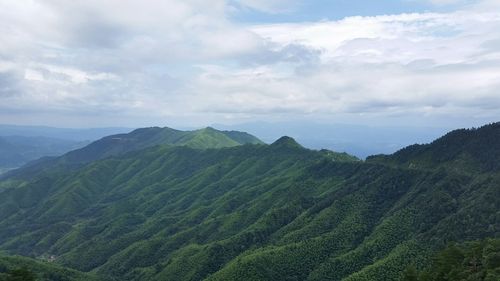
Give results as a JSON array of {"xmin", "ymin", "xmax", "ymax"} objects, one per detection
[
  {"xmin": 237, "ymin": 0, "xmax": 299, "ymax": 14},
  {"xmin": 426, "ymin": 0, "xmax": 468, "ymax": 6},
  {"xmin": 24, "ymin": 69, "xmax": 44, "ymax": 82},
  {"xmin": 473, "ymin": 0, "xmax": 500, "ymax": 10},
  {"xmin": 252, "ymin": 12, "xmax": 500, "ymax": 64},
  {"xmin": 185, "ymin": 59, "xmax": 500, "ymax": 118},
  {"xmin": 183, "ymin": 10, "xmax": 500, "ymax": 124},
  {"xmin": 424, "ymin": 0, "xmax": 500, "ymax": 9},
  {"xmin": 0, "ymin": 0, "xmax": 499, "ymax": 127}
]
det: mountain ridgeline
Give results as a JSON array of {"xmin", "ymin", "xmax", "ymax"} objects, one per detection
[
  {"xmin": 56, "ymin": 126, "xmax": 263, "ymax": 162},
  {"xmin": 2, "ymin": 127, "xmax": 263, "ymax": 179},
  {"xmin": 0, "ymin": 124, "xmax": 498, "ymax": 281}
]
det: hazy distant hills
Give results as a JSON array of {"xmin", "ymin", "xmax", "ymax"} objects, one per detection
[
  {"xmin": 0, "ymin": 123, "xmax": 498, "ymax": 281},
  {"xmin": 213, "ymin": 121, "xmax": 451, "ymax": 158},
  {"xmin": 0, "ymin": 124, "xmax": 132, "ymax": 173},
  {"xmin": 2, "ymin": 127, "xmax": 264, "ymax": 179},
  {"xmin": 0, "ymin": 123, "xmax": 454, "ymax": 159},
  {"xmin": 0, "ymin": 136, "xmax": 89, "ymax": 173},
  {"xmin": 0, "ymin": 124, "xmax": 131, "ymax": 141}
]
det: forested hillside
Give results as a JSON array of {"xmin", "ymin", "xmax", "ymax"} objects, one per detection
[
  {"xmin": 0, "ymin": 254, "xmax": 107, "ymax": 281},
  {"xmin": 2, "ymin": 127, "xmax": 263, "ymax": 180},
  {"xmin": 402, "ymin": 238, "xmax": 500, "ymax": 281},
  {"xmin": 0, "ymin": 123, "xmax": 498, "ymax": 281}
]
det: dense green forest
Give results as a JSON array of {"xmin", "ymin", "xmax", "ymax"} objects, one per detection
[
  {"xmin": 0, "ymin": 254, "xmax": 106, "ymax": 281},
  {"xmin": 0, "ymin": 124, "xmax": 498, "ymax": 280},
  {"xmin": 402, "ymin": 238, "xmax": 500, "ymax": 281}
]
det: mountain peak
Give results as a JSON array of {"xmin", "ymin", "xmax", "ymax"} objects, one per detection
[
  {"xmin": 3, "ymin": 126, "xmax": 263, "ymax": 180},
  {"xmin": 197, "ymin": 126, "xmax": 217, "ymax": 133},
  {"xmin": 271, "ymin": 136, "xmax": 302, "ymax": 148}
]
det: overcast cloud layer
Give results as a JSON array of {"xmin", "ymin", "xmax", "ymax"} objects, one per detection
[{"xmin": 0, "ymin": 0, "xmax": 499, "ymax": 127}]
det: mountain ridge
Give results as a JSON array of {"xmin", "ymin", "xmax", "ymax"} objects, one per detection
[
  {"xmin": 367, "ymin": 122, "xmax": 500, "ymax": 172},
  {"xmin": 0, "ymin": 123, "xmax": 497, "ymax": 281},
  {"xmin": 1, "ymin": 126, "xmax": 264, "ymax": 180}
]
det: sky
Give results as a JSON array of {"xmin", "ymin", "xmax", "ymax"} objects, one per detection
[{"xmin": 0, "ymin": 0, "xmax": 500, "ymax": 129}]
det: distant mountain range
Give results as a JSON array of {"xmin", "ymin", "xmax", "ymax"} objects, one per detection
[
  {"xmin": 0, "ymin": 136, "xmax": 89, "ymax": 174},
  {"xmin": 213, "ymin": 121, "xmax": 451, "ymax": 158},
  {"xmin": 0, "ymin": 124, "xmax": 131, "ymax": 141},
  {"xmin": 1, "ymin": 122, "xmax": 454, "ymax": 159},
  {"xmin": 2, "ymin": 126, "xmax": 264, "ymax": 179},
  {"xmin": 0, "ymin": 124, "xmax": 498, "ymax": 281},
  {"xmin": 0, "ymin": 124, "xmax": 132, "ymax": 173}
]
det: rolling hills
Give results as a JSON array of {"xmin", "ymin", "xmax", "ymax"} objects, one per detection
[{"xmin": 0, "ymin": 123, "xmax": 498, "ymax": 281}]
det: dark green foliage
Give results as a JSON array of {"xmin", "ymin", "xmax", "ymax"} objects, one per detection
[
  {"xmin": 401, "ymin": 265, "xmax": 419, "ymax": 281},
  {"xmin": 3, "ymin": 268, "xmax": 35, "ymax": 281},
  {"xmin": 0, "ymin": 123, "xmax": 498, "ymax": 281},
  {"xmin": 367, "ymin": 122, "xmax": 500, "ymax": 173},
  {"xmin": 401, "ymin": 238, "xmax": 500, "ymax": 281},
  {"xmin": 0, "ymin": 255, "xmax": 107, "ymax": 281}
]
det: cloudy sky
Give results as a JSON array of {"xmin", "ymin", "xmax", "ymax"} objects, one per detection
[{"xmin": 1, "ymin": 0, "xmax": 499, "ymax": 128}]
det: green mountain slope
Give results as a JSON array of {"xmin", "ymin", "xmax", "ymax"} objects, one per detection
[
  {"xmin": 0, "ymin": 123, "xmax": 498, "ymax": 281},
  {"xmin": 58, "ymin": 126, "xmax": 257, "ymax": 163},
  {"xmin": 402, "ymin": 238, "xmax": 500, "ymax": 281},
  {"xmin": 367, "ymin": 122, "xmax": 500, "ymax": 172},
  {"xmin": 0, "ymin": 254, "xmax": 108, "ymax": 281},
  {"xmin": 3, "ymin": 127, "xmax": 263, "ymax": 179}
]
